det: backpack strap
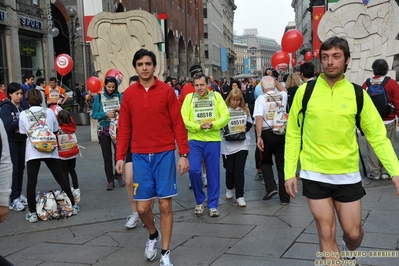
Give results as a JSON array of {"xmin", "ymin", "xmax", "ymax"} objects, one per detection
[
  {"xmin": 365, "ymin": 78, "xmax": 371, "ymax": 88},
  {"xmin": 298, "ymin": 80, "xmax": 316, "ymax": 149},
  {"xmin": 353, "ymin": 83, "xmax": 363, "ymax": 134},
  {"xmin": 380, "ymin": 76, "xmax": 390, "ymax": 87}
]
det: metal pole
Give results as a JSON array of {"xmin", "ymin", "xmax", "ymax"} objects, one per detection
[
  {"xmin": 78, "ymin": 0, "xmax": 88, "ymax": 92},
  {"xmin": 70, "ymin": 14, "xmax": 78, "ymax": 113}
]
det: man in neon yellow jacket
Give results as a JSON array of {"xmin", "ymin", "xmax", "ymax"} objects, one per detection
[
  {"xmin": 285, "ymin": 36, "xmax": 399, "ymax": 263},
  {"xmin": 181, "ymin": 74, "xmax": 230, "ymax": 217}
]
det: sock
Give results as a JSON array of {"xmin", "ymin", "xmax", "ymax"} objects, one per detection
[
  {"xmin": 149, "ymin": 229, "xmax": 159, "ymax": 240},
  {"xmin": 132, "ymin": 212, "xmax": 139, "ymax": 216},
  {"xmin": 161, "ymin": 249, "xmax": 168, "ymax": 255},
  {"xmin": 202, "ymin": 174, "xmax": 206, "ymax": 178}
]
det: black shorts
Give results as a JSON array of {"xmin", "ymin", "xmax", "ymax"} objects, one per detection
[
  {"xmin": 125, "ymin": 150, "xmax": 132, "ymax": 163},
  {"xmin": 302, "ymin": 179, "xmax": 366, "ymax": 203}
]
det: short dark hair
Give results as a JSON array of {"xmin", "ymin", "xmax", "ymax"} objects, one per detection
[
  {"xmin": 7, "ymin": 82, "xmax": 23, "ymax": 99},
  {"xmin": 132, "ymin": 49, "xmax": 157, "ymax": 68},
  {"xmin": 36, "ymin": 78, "xmax": 45, "ymax": 86},
  {"xmin": 293, "ymin": 65, "xmax": 300, "ymax": 72},
  {"xmin": 129, "ymin": 75, "xmax": 139, "ymax": 83},
  {"xmin": 189, "ymin": 65, "xmax": 203, "ymax": 77},
  {"xmin": 104, "ymin": 76, "xmax": 118, "ymax": 90},
  {"xmin": 320, "ymin": 36, "xmax": 350, "ymax": 72},
  {"xmin": 23, "ymin": 73, "xmax": 34, "ymax": 82},
  {"xmin": 25, "ymin": 87, "xmax": 43, "ymax": 106},
  {"xmin": 371, "ymin": 59, "xmax": 389, "ymax": 76},
  {"xmin": 300, "ymin": 62, "xmax": 315, "ymax": 79},
  {"xmin": 49, "ymin": 77, "xmax": 57, "ymax": 82},
  {"xmin": 230, "ymin": 80, "xmax": 241, "ymax": 90},
  {"xmin": 193, "ymin": 73, "xmax": 209, "ymax": 84}
]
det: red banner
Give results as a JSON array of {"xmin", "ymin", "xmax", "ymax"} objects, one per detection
[{"xmin": 312, "ymin": 6, "xmax": 325, "ymax": 52}]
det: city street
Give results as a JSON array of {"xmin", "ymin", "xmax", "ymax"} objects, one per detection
[{"xmin": 0, "ymin": 123, "xmax": 398, "ymax": 266}]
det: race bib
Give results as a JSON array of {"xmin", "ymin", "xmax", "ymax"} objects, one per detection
[
  {"xmin": 101, "ymin": 96, "xmax": 120, "ymax": 113},
  {"xmin": 228, "ymin": 109, "xmax": 246, "ymax": 134},
  {"xmin": 49, "ymin": 89, "xmax": 60, "ymax": 104},
  {"xmin": 193, "ymin": 94, "xmax": 216, "ymax": 124}
]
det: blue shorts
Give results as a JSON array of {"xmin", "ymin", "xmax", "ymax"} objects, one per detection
[{"xmin": 132, "ymin": 150, "xmax": 177, "ymax": 200}]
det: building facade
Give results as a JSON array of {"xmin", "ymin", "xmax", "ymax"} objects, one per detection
[
  {"xmin": 233, "ymin": 29, "xmax": 280, "ymax": 77},
  {"xmin": 0, "ymin": 0, "xmax": 56, "ymax": 86}
]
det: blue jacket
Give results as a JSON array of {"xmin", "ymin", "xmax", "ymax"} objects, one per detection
[
  {"xmin": 91, "ymin": 86, "xmax": 122, "ymax": 128},
  {"xmin": 0, "ymin": 99, "xmax": 27, "ymax": 142}
]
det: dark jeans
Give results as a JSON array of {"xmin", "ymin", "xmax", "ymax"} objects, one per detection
[
  {"xmin": 222, "ymin": 150, "xmax": 248, "ymax": 198},
  {"xmin": 98, "ymin": 133, "xmax": 118, "ymax": 182},
  {"xmin": 9, "ymin": 140, "xmax": 26, "ymax": 201},
  {"xmin": 260, "ymin": 129, "xmax": 290, "ymax": 203},
  {"xmin": 61, "ymin": 158, "xmax": 79, "ymax": 189},
  {"xmin": 26, "ymin": 158, "xmax": 75, "ymax": 213}
]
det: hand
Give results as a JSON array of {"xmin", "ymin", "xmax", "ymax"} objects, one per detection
[
  {"xmin": 106, "ymin": 111, "xmax": 114, "ymax": 118},
  {"xmin": 115, "ymin": 160, "xmax": 124, "ymax": 175},
  {"xmin": 285, "ymin": 177, "xmax": 298, "ymax": 199},
  {"xmin": 0, "ymin": 206, "xmax": 9, "ymax": 223},
  {"xmin": 257, "ymin": 137, "xmax": 264, "ymax": 151},
  {"xmin": 392, "ymin": 176, "xmax": 399, "ymax": 196},
  {"xmin": 177, "ymin": 157, "xmax": 189, "ymax": 176}
]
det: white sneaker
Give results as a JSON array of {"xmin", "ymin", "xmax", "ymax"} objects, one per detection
[
  {"xmin": 202, "ymin": 174, "xmax": 207, "ymax": 187},
  {"xmin": 144, "ymin": 229, "xmax": 161, "ymax": 261},
  {"xmin": 236, "ymin": 197, "xmax": 246, "ymax": 207},
  {"xmin": 9, "ymin": 198, "xmax": 25, "ymax": 212},
  {"xmin": 125, "ymin": 213, "xmax": 140, "ymax": 229},
  {"xmin": 341, "ymin": 241, "xmax": 359, "ymax": 265},
  {"xmin": 19, "ymin": 194, "xmax": 28, "ymax": 206},
  {"xmin": 381, "ymin": 174, "xmax": 390, "ymax": 180},
  {"xmin": 225, "ymin": 189, "xmax": 234, "ymax": 199},
  {"xmin": 194, "ymin": 204, "xmax": 204, "ymax": 216},
  {"xmin": 160, "ymin": 250, "xmax": 174, "ymax": 266}
]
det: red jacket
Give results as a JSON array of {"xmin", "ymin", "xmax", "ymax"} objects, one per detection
[
  {"xmin": 362, "ymin": 75, "xmax": 399, "ymax": 121},
  {"xmin": 57, "ymin": 118, "xmax": 79, "ymax": 159},
  {"xmin": 116, "ymin": 77, "xmax": 189, "ymax": 161}
]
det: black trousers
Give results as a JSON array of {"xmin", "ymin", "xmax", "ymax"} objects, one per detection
[
  {"xmin": 26, "ymin": 158, "xmax": 75, "ymax": 213},
  {"xmin": 61, "ymin": 158, "xmax": 79, "ymax": 189},
  {"xmin": 260, "ymin": 129, "xmax": 290, "ymax": 203},
  {"xmin": 222, "ymin": 150, "xmax": 248, "ymax": 199},
  {"xmin": 9, "ymin": 140, "xmax": 26, "ymax": 201},
  {"xmin": 98, "ymin": 133, "xmax": 118, "ymax": 182}
]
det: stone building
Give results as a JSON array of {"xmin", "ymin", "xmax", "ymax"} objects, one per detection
[{"xmin": 233, "ymin": 29, "xmax": 280, "ymax": 77}]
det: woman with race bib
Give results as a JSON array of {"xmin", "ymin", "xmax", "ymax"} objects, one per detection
[
  {"xmin": 221, "ymin": 86, "xmax": 253, "ymax": 207},
  {"xmin": 92, "ymin": 76, "xmax": 125, "ymax": 190}
]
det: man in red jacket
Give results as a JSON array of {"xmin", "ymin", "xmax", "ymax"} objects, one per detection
[
  {"xmin": 362, "ymin": 58, "xmax": 399, "ymax": 180},
  {"xmin": 115, "ymin": 49, "xmax": 189, "ymax": 266}
]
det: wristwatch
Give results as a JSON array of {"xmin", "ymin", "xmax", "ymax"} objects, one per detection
[{"xmin": 180, "ymin": 154, "xmax": 189, "ymax": 158}]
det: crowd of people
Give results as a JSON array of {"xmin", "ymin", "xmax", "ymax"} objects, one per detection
[{"xmin": 2, "ymin": 36, "xmax": 399, "ymax": 266}]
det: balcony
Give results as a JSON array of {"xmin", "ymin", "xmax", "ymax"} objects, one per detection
[{"xmin": 16, "ymin": 1, "xmax": 44, "ymax": 19}]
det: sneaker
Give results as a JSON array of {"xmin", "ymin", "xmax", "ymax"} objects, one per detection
[
  {"xmin": 25, "ymin": 212, "xmax": 38, "ymax": 223},
  {"xmin": 19, "ymin": 194, "xmax": 28, "ymax": 206},
  {"xmin": 255, "ymin": 172, "xmax": 263, "ymax": 180},
  {"xmin": 280, "ymin": 202, "xmax": 290, "ymax": 206},
  {"xmin": 202, "ymin": 174, "xmax": 207, "ymax": 187},
  {"xmin": 341, "ymin": 241, "xmax": 359, "ymax": 265},
  {"xmin": 115, "ymin": 175, "xmax": 126, "ymax": 187},
  {"xmin": 106, "ymin": 181, "xmax": 115, "ymax": 190},
  {"xmin": 194, "ymin": 204, "xmax": 204, "ymax": 216},
  {"xmin": 368, "ymin": 175, "xmax": 380, "ymax": 180},
  {"xmin": 125, "ymin": 214, "xmax": 140, "ymax": 229},
  {"xmin": 381, "ymin": 174, "xmax": 390, "ymax": 180},
  {"xmin": 261, "ymin": 180, "xmax": 265, "ymax": 185},
  {"xmin": 9, "ymin": 198, "xmax": 25, "ymax": 212},
  {"xmin": 208, "ymin": 208, "xmax": 219, "ymax": 217},
  {"xmin": 225, "ymin": 189, "xmax": 234, "ymax": 199},
  {"xmin": 144, "ymin": 229, "xmax": 161, "ymax": 261},
  {"xmin": 160, "ymin": 250, "xmax": 174, "ymax": 266},
  {"xmin": 236, "ymin": 197, "xmax": 246, "ymax": 207},
  {"xmin": 72, "ymin": 205, "xmax": 80, "ymax": 215},
  {"xmin": 263, "ymin": 189, "xmax": 278, "ymax": 200}
]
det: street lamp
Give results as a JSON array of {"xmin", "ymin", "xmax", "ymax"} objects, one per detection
[{"xmin": 67, "ymin": 6, "xmax": 79, "ymax": 113}]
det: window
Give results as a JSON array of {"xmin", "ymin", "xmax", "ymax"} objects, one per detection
[
  {"xmin": 205, "ymin": 44, "xmax": 209, "ymax": 59},
  {"xmin": 203, "ymin": 7, "xmax": 207, "ymax": 18}
]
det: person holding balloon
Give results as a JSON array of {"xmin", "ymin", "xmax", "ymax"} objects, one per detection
[
  {"xmin": 91, "ymin": 76, "xmax": 125, "ymax": 190},
  {"xmin": 44, "ymin": 77, "xmax": 69, "ymax": 107}
]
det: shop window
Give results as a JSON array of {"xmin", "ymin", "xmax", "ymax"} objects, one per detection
[
  {"xmin": 19, "ymin": 34, "xmax": 44, "ymax": 77},
  {"xmin": 0, "ymin": 32, "xmax": 8, "ymax": 85}
]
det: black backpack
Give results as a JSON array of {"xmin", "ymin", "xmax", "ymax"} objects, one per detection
[
  {"xmin": 298, "ymin": 80, "xmax": 367, "ymax": 176},
  {"xmin": 365, "ymin": 76, "xmax": 394, "ymax": 118}
]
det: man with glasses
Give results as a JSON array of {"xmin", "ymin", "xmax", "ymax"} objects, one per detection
[{"xmin": 34, "ymin": 78, "xmax": 47, "ymax": 108}]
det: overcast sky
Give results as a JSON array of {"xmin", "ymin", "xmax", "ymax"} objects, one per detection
[{"xmin": 233, "ymin": 0, "xmax": 296, "ymax": 44}]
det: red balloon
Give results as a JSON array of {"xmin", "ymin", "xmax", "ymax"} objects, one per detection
[
  {"xmin": 104, "ymin": 68, "xmax": 123, "ymax": 86},
  {"xmin": 55, "ymin": 54, "xmax": 73, "ymax": 76},
  {"xmin": 313, "ymin": 49, "xmax": 320, "ymax": 59},
  {"xmin": 49, "ymin": 105, "xmax": 63, "ymax": 117},
  {"xmin": 305, "ymin": 51, "xmax": 313, "ymax": 62},
  {"xmin": 291, "ymin": 59, "xmax": 297, "ymax": 67},
  {"xmin": 281, "ymin": 29, "xmax": 304, "ymax": 53},
  {"xmin": 271, "ymin": 51, "xmax": 290, "ymax": 72},
  {"xmin": 299, "ymin": 60, "xmax": 305, "ymax": 65},
  {"xmin": 87, "ymin": 76, "xmax": 102, "ymax": 93}
]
